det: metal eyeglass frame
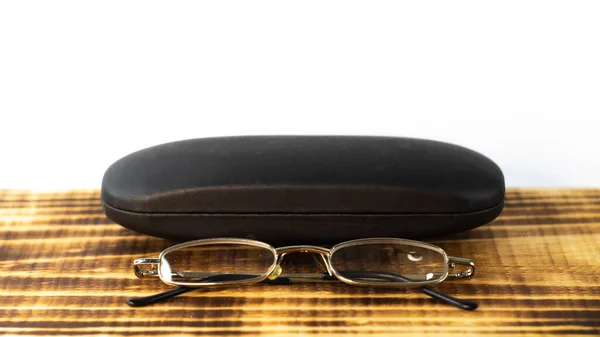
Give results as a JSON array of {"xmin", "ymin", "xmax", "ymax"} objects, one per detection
[{"xmin": 128, "ymin": 237, "xmax": 477, "ymax": 310}]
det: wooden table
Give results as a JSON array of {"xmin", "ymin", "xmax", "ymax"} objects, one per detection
[{"xmin": 1, "ymin": 189, "xmax": 599, "ymax": 336}]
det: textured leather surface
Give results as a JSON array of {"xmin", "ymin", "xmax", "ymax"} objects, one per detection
[
  {"xmin": 101, "ymin": 136, "xmax": 505, "ymax": 214},
  {"xmin": 101, "ymin": 136, "xmax": 505, "ymax": 242}
]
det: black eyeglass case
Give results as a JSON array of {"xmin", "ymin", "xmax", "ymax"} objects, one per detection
[{"xmin": 101, "ymin": 136, "xmax": 505, "ymax": 244}]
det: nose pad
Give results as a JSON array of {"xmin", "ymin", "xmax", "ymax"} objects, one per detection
[
  {"xmin": 267, "ymin": 252, "xmax": 287, "ymax": 280},
  {"xmin": 267, "ymin": 264, "xmax": 283, "ymax": 280},
  {"xmin": 267, "ymin": 251, "xmax": 333, "ymax": 280}
]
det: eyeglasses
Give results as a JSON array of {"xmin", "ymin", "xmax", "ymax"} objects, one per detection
[{"xmin": 128, "ymin": 237, "xmax": 477, "ymax": 310}]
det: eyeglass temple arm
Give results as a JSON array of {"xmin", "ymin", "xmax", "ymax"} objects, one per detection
[
  {"xmin": 126, "ymin": 273, "xmax": 259, "ymax": 307},
  {"xmin": 127, "ymin": 271, "xmax": 477, "ymax": 310},
  {"xmin": 133, "ymin": 258, "xmax": 160, "ymax": 278},
  {"xmin": 337, "ymin": 271, "xmax": 477, "ymax": 311},
  {"xmin": 447, "ymin": 256, "xmax": 476, "ymax": 279},
  {"xmin": 127, "ymin": 286, "xmax": 194, "ymax": 307}
]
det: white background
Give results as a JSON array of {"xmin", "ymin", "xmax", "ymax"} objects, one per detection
[{"xmin": 1, "ymin": 1, "xmax": 599, "ymax": 190}]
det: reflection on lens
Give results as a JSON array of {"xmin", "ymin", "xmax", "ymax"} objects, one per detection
[
  {"xmin": 160, "ymin": 243, "xmax": 275, "ymax": 285},
  {"xmin": 330, "ymin": 241, "xmax": 447, "ymax": 285}
]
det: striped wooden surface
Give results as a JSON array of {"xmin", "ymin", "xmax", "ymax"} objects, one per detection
[{"xmin": 1, "ymin": 189, "xmax": 599, "ymax": 336}]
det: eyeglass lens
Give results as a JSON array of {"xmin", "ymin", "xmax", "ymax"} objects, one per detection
[
  {"xmin": 160, "ymin": 243, "xmax": 276, "ymax": 284},
  {"xmin": 330, "ymin": 242, "xmax": 447, "ymax": 284}
]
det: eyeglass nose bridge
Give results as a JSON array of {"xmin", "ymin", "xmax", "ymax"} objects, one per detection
[{"xmin": 273, "ymin": 245, "xmax": 334, "ymax": 277}]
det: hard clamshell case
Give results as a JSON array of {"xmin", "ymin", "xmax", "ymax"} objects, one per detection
[{"xmin": 101, "ymin": 136, "xmax": 505, "ymax": 244}]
